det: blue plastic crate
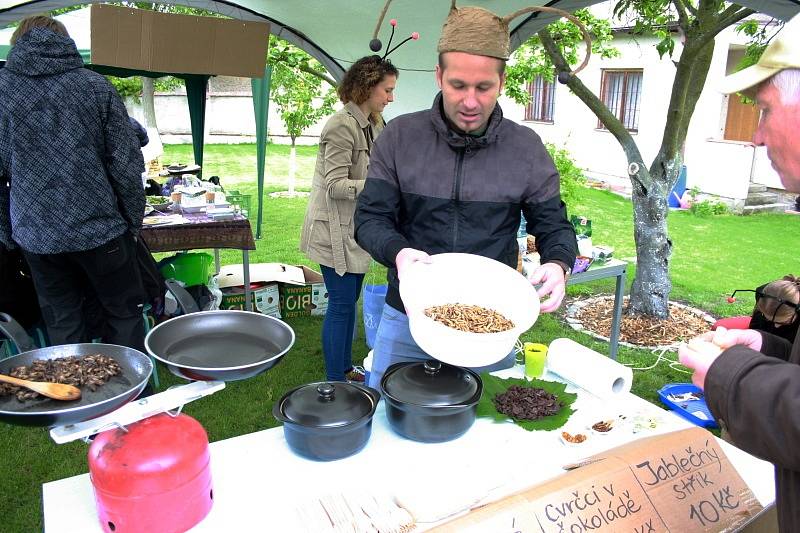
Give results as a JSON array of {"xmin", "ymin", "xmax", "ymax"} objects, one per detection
[{"xmin": 658, "ymin": 383, "xmax": 718, "ymax": 429}]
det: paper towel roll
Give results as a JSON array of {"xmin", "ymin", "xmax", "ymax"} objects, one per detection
[{"xmin": 546, "ymin": 338, "xmax": 632, "ymax": 397}]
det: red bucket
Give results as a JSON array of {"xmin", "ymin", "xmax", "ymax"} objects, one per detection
[{"xmin": 88, "ymin": 413, "xmax": 213, "ymax": 533}]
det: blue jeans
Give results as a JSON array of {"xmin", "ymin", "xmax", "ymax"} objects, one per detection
[
  {"xmin": 320, "ymin": 265, "xmax": 365, "ymax": 381},
  {"xmin": 367, "ymin": 305, "xmax": 516, "ymax": 390}
]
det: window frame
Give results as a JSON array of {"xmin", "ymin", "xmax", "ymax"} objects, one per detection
[
  {"xmin": 524, "ymin": 74, "xmax": 556, "ymax": 124},
  {"xmin": 598, "ymin": 69, "xmax": 643, "ymax": 133}
]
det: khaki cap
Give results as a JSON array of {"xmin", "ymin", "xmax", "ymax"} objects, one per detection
[{"xmin": 720, "ymin": 14, "xmax": 800, "ymax": 97}]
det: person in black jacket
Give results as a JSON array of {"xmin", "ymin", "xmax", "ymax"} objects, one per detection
[
  {"xmin": 355, "ymin": 4, "xmax": 577, "ymax": 388},
  {"xmin": 0, "ymin": 17, "xmax": 147, "ymax": 351}
]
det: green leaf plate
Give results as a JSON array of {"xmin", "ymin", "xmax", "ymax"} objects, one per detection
[{"xmin": 477, "ymin": 373, "xmax": 578, "ymax": 432}]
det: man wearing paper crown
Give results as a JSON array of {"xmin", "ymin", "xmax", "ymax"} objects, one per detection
[
  {"xmin": 680, "ymin": 13, "xmax": 800, "ymax": 532},
  {"xmin": 356, "ymin": 1, "xmax": 588, "ymax": 389}
]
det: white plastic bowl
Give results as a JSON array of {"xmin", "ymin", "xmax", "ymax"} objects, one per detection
[{"xmin": 399, "ymin": 253, "xmax": 540, "ymax": 368}]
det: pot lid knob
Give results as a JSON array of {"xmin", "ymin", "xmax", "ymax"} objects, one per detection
[
  {"xmin": 317, "ymin": 383, "xmax": 335, "ymax": 401},
  {"xmin": 424, "ymin": 360, "xmax": 442, "ymax": 375}
]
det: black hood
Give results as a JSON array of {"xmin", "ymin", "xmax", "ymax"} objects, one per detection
[
  {"xmin": 429, "ymin": 91, "xmax": 503, "ymax": 150},
  {"xmin": 5, "ymin": 27, "xmax": 83, "ymax": 77}
]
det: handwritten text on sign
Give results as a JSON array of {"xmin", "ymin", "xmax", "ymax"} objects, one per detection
[
  {"xmin": 632, "ymin": 437, "xmax": 757, "ymax": 530},
  {"xmin": 432, "ymin": 428, "xmax": 761, "ymax": 533}
]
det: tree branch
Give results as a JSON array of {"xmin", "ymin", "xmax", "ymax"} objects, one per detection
[
  {"xmin": 539, "ymin": 27, "xmax": 648, "ymax": 190},
  {"xmin": 684, "ymin": 0, "xmax": 698, "ymax": 17},
  {"xmin": 672, "ymin": 0, "xmax": 691, "ymax": 34},
  {"xmin": 298, "ymin": 64, "xmax": 337, "ymax": 87},
  {"xmin": 657, "ymin": 47, "xmax": 695, "ymax": 160},
  {"xmin": 711, "ymin": 7, "xmax": 755, "ymax": 37},
  {"xmin": 676, "ymin": 39, "xmax": 715, "ymax": 144}
]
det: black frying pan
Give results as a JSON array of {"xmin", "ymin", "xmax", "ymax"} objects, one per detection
[
  {"xmin": 145, "ymin": 310, "xmax": 295, "ymax": 381},
  {"xmin": 0, "ymin": 343, "xmax": 152, "ymax": 427}
]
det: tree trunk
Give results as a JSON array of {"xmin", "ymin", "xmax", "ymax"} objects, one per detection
[
  {"xmin": 628, "ymin": 162, "xmax": 674, "ymax": 318},
  {"xmin": 141, "ymin": 76, "xmax": 157, "ymax": 130},
  {"xmin": 288, "ymin": 139, "xmax": 297, "ymax": 194}
]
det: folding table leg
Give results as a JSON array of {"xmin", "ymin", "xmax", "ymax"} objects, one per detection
[
  {"xmin": 243, "ymin": 250, "xmax": 252, "ymax": 311},
  {"xmin": 609, "ymin": 269, "xmax": 626, "ymax": 360}
]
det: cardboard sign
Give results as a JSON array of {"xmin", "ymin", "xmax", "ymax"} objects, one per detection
[
  {"xmin": 432, "ymin": 427, "xmax": 762, "ymax": 532},
  {"xmin": 90, "ymin": 4, "xmax": 270, "ymax": 78}
]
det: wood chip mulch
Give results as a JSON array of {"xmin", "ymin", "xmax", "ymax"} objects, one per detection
[{"xmin": 573, "ymin": 297, "xmax": 714, "ymax": 347}]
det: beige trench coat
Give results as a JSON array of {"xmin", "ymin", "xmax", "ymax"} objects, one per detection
[{"xmin": 300, "ymin": 102, "xmax": 382, "ymax": 275}]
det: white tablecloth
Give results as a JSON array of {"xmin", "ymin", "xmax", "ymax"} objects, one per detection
[{"xmin": 42, "ymin": 367, "xmax": 775, "ymax": 532}]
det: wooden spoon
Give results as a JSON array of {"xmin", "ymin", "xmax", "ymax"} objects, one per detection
[{"xmin": 0, "ymin": 374, "xmax": 81, "ymax": 401}]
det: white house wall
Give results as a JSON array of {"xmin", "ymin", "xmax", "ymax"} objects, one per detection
[
  {"xmin": 502, "ymin": 32, "xmax": 676, "ymax": 189},
  {"xmin": 682, "ymin": 23, "xmax": 783, "ymax": 199},
  {"xmin": 682, "ymin": 25, "xmax": 748, "ymax": 201},
  {"xmin": 128, "ymin": 88, "xmax": 328, "ymax": 146},
  {"xmin": 501, "ymin": 13, "xmax": 785, "ymax": 202}
]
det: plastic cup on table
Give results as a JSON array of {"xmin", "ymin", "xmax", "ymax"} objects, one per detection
[{"xmin": 524, "ymin": 342, "xmax": 548, "ymax": 379}]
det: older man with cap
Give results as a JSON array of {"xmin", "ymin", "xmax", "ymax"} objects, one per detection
[
  {"xmin": 355, "ymin": 1, "xmax": 580, "ymax": 389},
  {"xmin": 679, "ymin": 13, "xmax": 800, "ymax": 532}
]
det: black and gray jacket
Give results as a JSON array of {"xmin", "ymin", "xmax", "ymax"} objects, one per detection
[
  {"xmin": 0, "ymin": 28, "xmax": 144, "ymax": 254},
  {"xmin": 355, "ymin": 93, "xmax": 577, "ymax": 313}
]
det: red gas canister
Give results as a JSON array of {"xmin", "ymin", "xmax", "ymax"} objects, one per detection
[{"xmin": 88, "ymin": 412, "xmax": 213, "ymax": 533}]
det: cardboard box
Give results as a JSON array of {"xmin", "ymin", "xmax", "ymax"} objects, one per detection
[
  {"xmin": 216, "ymin": 264, "xmax": 282, "ymax": 318},
  {"xmin": 90, "ymin": 4, "xmax": 270, "ymax": 78},
  {"xmin": 432, "ymin": 427, "xmax": 762, "ymax": 532},
  {"xmin": 220, "ymin": 283, "xmax": 280, "ymax": 318},
  {"xmin": 278, "ymin": 265, "xmax": 329, "ymax": 318},
  {"xmin": 216, "ymin": 263, "xmax": 328, "ymax": 318}
]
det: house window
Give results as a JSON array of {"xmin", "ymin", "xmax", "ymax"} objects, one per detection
[
  {"xmin": 525, "ymin": 75, "xmax": 555, "ymax": 123},
  {"xmin": 599, "ymin": 70, "xmax": 643, "ymax": 132}
]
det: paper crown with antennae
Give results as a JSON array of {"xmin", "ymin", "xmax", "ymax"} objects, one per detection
[
  {"xmin": 437, "ymin": 0, "xmax": 592, "ymax": 83},
  {"xmin": 369, "ymin": 0, "xmax": 419, "ymax": 59}
]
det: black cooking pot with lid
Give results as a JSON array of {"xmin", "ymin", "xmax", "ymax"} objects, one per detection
[
  {"xmin": 381, "ymin": 360, "xmax": 483, "ymax": 443},
  {"xmin": 273, "ymin": 381, "xmax": 380, "ymax": 461}
]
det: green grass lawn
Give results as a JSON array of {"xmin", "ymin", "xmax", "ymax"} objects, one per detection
[{"xmin": 1, "ymin": 143, "xmax": 798, "ymax": 531}]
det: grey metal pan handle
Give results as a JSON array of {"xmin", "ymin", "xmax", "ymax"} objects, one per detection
[
  {"xmin": 0, "ymin": 312, "xmax": 37, "ymax": 352},
  {"xmin": 164, "ymin": 278, "xmax": 200, "ymax": 314}
]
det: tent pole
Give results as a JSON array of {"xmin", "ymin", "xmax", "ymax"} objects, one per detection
[
  {"xmin": 186, "ymin": 75, "xmax": 210, "ymax": 170},
  {"xmin": 251, "ymin": 66, "xmax": 272, "ymax": 240}
]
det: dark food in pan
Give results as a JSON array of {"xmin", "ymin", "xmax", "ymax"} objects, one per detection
[{"xmin": 0, "ymin": 354, "xmax": 122, "ymax": 401}]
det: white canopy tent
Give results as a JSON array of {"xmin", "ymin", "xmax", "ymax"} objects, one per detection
[{"xmin": 1, "ymin": 0, "xmax": 798, "ymax": 117}]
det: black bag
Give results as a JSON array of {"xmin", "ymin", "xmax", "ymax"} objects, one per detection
[
  {"xmin": 136, "ymin": 238, "xmax": 167, "ymax": 321},
  {"xmin": 83, "ymin": 237, "xmax": 168, "ymax": 339}
]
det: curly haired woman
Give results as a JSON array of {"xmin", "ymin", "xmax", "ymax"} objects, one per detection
[{"xmin": 300, "ymin": 56, "xmax": 398, "ymax": 382}]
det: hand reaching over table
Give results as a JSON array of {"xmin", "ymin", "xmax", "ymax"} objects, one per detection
[
  {"xmin": 527, "ymin": 262, "xmax": 566, "ymax": 313},
  {"xmin": 678, "ymin": 326, "xmax": 764, "ymax": 389}
]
